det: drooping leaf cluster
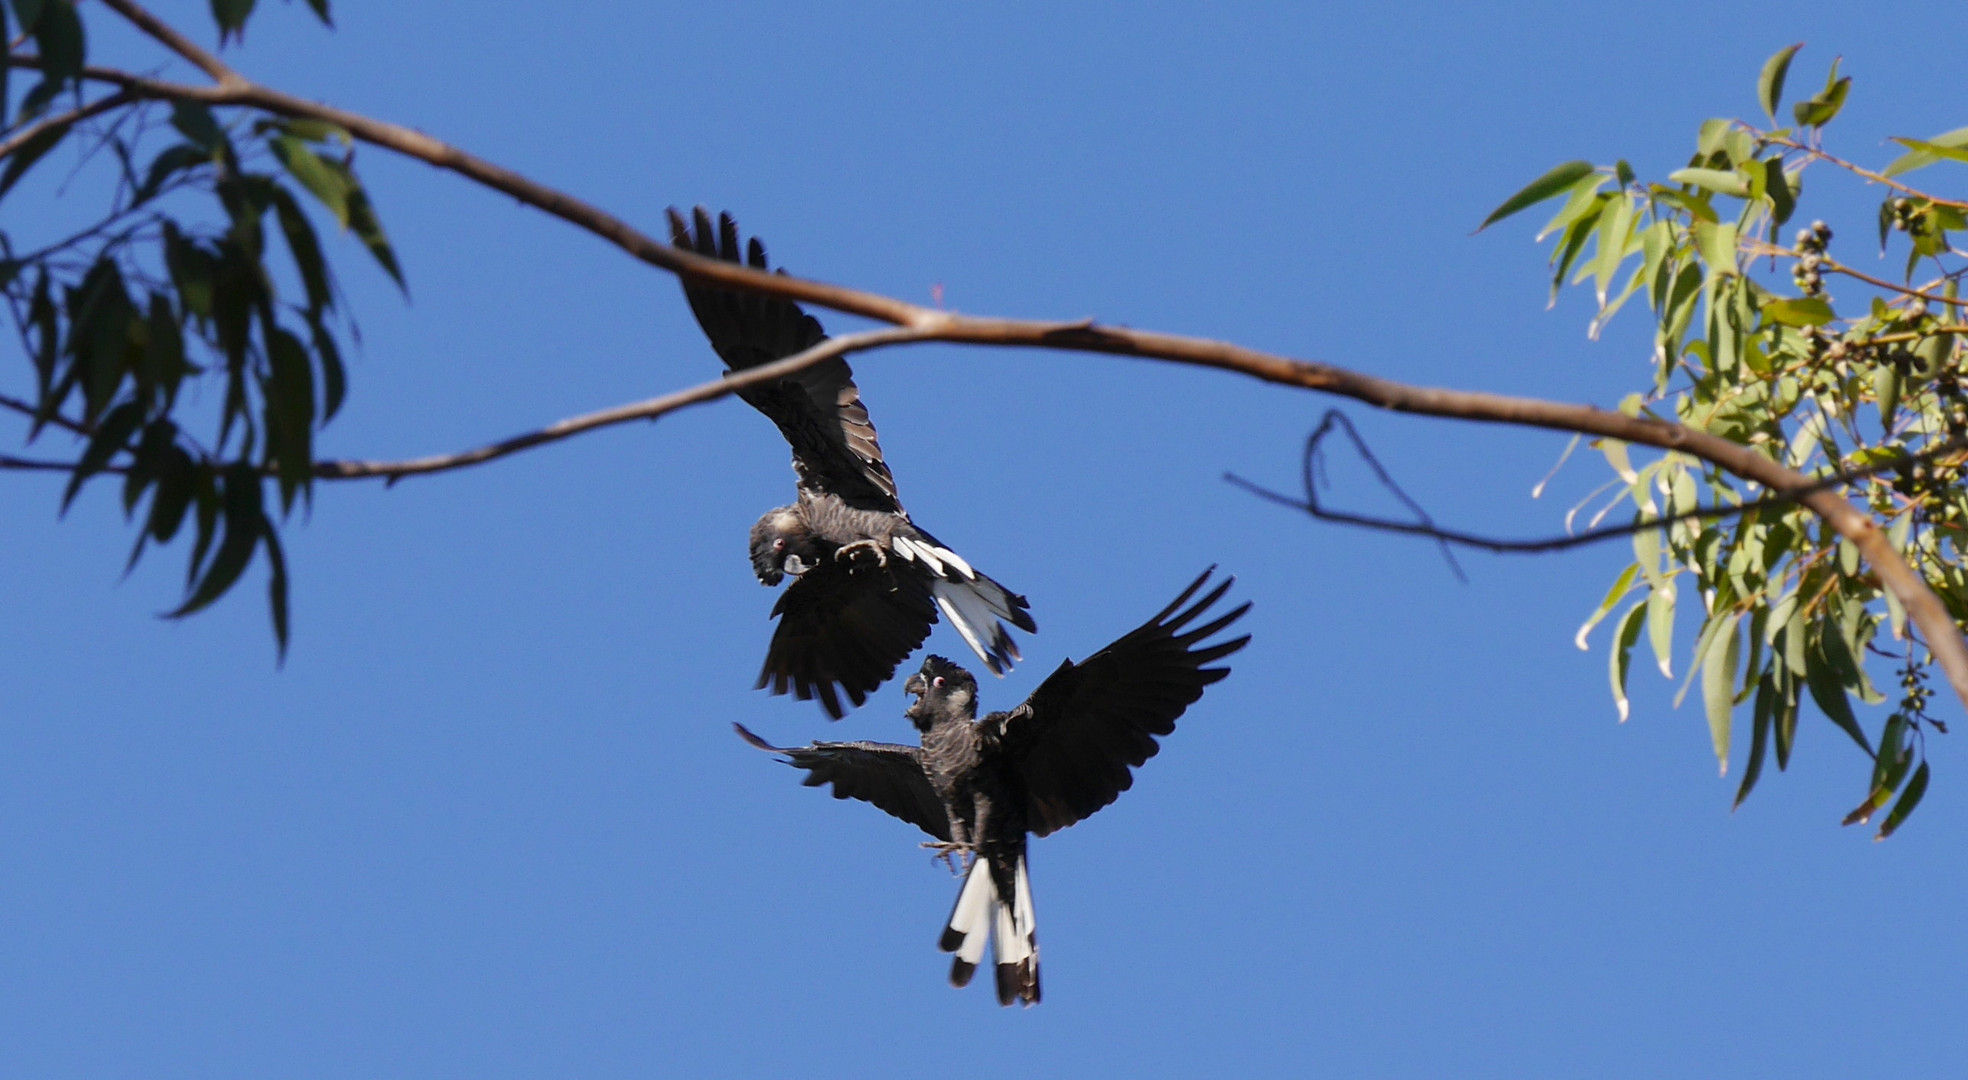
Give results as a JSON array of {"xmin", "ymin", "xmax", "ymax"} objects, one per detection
[
  {"xmin": 1, "ymin": 0, "xmax": 397, "ymax": 655},
  {"xmin": 1487, "ymin": 47, "xmax": 1966, "ymax": 836}
]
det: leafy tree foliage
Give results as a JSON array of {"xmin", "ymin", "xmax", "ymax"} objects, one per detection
[
  {"xmin": 1487, "ymin": 46, "xmax": 1966, "ymax": 835},
  {"xmin": 2, "ymin": 0, "xmax": 393, "ymax": 654}
]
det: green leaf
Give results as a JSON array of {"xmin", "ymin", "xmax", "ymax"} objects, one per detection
[
  {"xmin": 134, "ymin": 143, "xmax": 210, "ymax": 206},
  {"xmin": 168, "ymin": 464, "xmax": 262, "ymax": 618},
  {"xmin": 1700, "ymin": 613, "xmax": 1741, "ymax": 774},
  {"xmin": 28, "ymin": 0, "xmax": 83, "ymax": 84},
  {"xmin": 269, "ymin": 185, "xmax": 333, "ymax": 315},
  {"xmin": 261, "ymin": 507, "xmax": 291, "ymax": 657},
  {"xmin": 1762, "ymin": 158, "xmax": 1795, "ymax": 226},
  {"xmin": 1806, "ymin": 633, "xmax": 1872, "ymax": 755},
  {"xmin": 1537, "ymin": 173, "xmax": 1612, "ymax": 241},
  {"xmin": 300, "ymin": 0, "xmax": 331, "ymax": 26},
  {"xmin": 272, "ymin": 117, "xmax": 349, "ymax": 145},
  {"xmin": 1591, "ymin": 194, "xmax": 1636, "ymax": 307},
  {"xmin": 1757, "ymin": 43, "xmax": 1803, "ymax": 123},
  {"xmin": 1647, "ymin": 578, "xmax": 1676, "ymax": 679},
  {"xmin": 264, "ymin": 326, "xmax": 315, "ymax": 508},
  {"xmin": 1773, "ymin": 669, "xmax": 1799, "ymax": 771},
  {"xmin": 145, "ymin": 447, "xmax": 195, "ymax": 544},
  {"xmin": 343, "ymin": 185, "xmax": 405, "ymax": 290},
  {"xmin": 0, "ymin": 119, "xmax": 71, "ymax": 202},
  {"xmin": 1692, "ymin": 220, "xmax": 1739, "ymax": 278},
  {"xmin": 1792, "ymin": 74, "xmax": 1850, "ymax": 128},
  {"xmin": 1609, "ymin": 600, "xmax": 1646, "ymax": 723},
  {"xmin": 1668, "ymin": 167, "xmax": 1751, "ymax": 199},
  {"xmin": 1883, "ymin": 127, "xmax": 1968, "ymax": 178},
  {"xmin": 1735, "ymin": 675, "xmax": 1774, "ymax": 807},
  {"xmin": 1873, "ymin": 361, "xmax": 1901, "ymax": 429},
  {"xmin": 1875, "ymin": 760, "xmax": 1929, "ymax": 840},
  {"xmin": 169, "ymin": 101, "xmax": 226, "ymax": 154},
  {"xmin": 308, "ymin": 315, "xmax": 346, "ymax": 422},
  {"xmin": 1577, "ymin": 563, "xmax": 1641, "ymax": 650},
  {"xmin": 60, "ymin": 399, "xmax": 143, "ymax": 512},
  {"xmin": 1478, "ymin": 160, "xmax": 1597, "ymax": 232},
  {"xmin": 267, "ymin": 136, "xmax": 351, "ymax": 225},
  {"xmin": 9, "ymin": 0, "xmax": 44, "ymax": 34},
  {"xmin": 1761, "ymin": 296, "xmax": 1835, "ymax": 327},
  {"xmin": 211, "ymin": 0, "xmax": 257, "ymax": 43}
]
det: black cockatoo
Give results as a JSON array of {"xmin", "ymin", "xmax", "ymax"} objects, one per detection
[
  {"xmin": 735, "ymin": 568, "xmax": 1250, "ymax": 1006},
  {"xmin": 669, "ymin": 207, "xmax": 1035, "ymax": 719}
]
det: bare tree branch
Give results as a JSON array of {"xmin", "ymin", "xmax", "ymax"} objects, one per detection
[
  {"xmin": 95, "ymin": 0, "xmax": 245, "ymax": 87},
  {"xmin": 9, "ymin": 23, "xmax": 1968, "ymax": 713},
  {"xmin": 309, "ymin": 327, "xmax": 933, "ymax": 482}
]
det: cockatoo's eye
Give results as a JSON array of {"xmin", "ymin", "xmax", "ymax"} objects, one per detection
[
  {"xmin": 932, "ymin": 676, "xmax": 946, "ymax": 689},
  {"xmin": 772, "ymin": 538, "xmax": 786, "ymax": 552}
]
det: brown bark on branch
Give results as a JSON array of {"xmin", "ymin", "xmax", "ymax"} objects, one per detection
[{"xmin": 11, "ymin": 5, "xmax": 1968, "ymax": 712}]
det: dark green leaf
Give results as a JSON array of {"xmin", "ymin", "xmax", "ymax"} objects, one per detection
[
  {"xmin": 1762, "ymin": 158, "xmax": 1795, "ymax": 226},
  {"xmin": 267, "ymin": 136, "xmax": 350, "ymax": 224},
  {"xmin": 1773, "ymin": 669, "xmax": 1799, "ymax": 771},
  {"xmin": 169, "ymin": 101, "xmax": 227, "ymax": 154},
  {"xmin": 134, "ymin": 143, "xmax": 209, "ymax": 206},
  {"xmin": 1873, "ymin": 364, "xmax": 1901, "ymax": 430},
  {"xmin": 1792, "ymin": 76, "xmax": 1850, "ymax": 128},
  {"xmin": 261, "ymin": 509, "xmax": 290, "ymax": 657},
  {"xmin": 1701, "ymin": 613, "xmax": 1740, "ymax": 773},
  {"xmin": 0, "ymin": 119, "xmax": 72, "ymax": 202},
  {"xmin": 142, "ymin": 291, "xmax": 192, "ymax": 409},
  {"xmin": 1757, "ymin": 44, "xmax": 1803, "ymax": 124},
  {"xmin": 269, "ymin": 185, "xmax": 332, "ymax": 315},
  {"xmin": 29, "ymin": 0, "xmax": 83, "ymax": 84},
  {"xmin": 9, "ymin": 0, "xmax": 43, "ymax": 31},
  {"xmin": 60, "ymin": 399, "xmax": 142, "ymax": 511},
  {"xmin": 146, "ymin": 446, "xmax": 196, "ymax": 544},
  {"xmin": 1805, "ymin": 635, "xmax": 1871, "ymax": 756},
  {"xmin": 1735, "ymin": 675, "xmax": 1774, "ymax": 808},
  {"xmin": 1876, "ymin": 761, "xmax": 1929, "ymax": 840},
  {"xmin": 168, "ymin": 464, "xmax": 262, "ymax": 618},
  {"xmin": 308, "ymin": 314, "xmax": 346, "ymax": 422},
  {"xmin": 1478, "ymin": 160, "xmax": 1596, "ymax": 232},
  {"xmin": 210, "ymin": 0, "xmax": 256, "ymax": 43},
  {"xmin": 66, "ymin": 258, "xmax": 137, "ymax": 423},
  {"xmin": 299, "ymin": 0, "xmax": 331, "ymax": 27},
  {"xmin": 264, "ymin": 326, "xmax": 315, "ymax": 508},
  {"xmin": 344, "ymin": 185, "xmax": 404, "ymax": 290}
]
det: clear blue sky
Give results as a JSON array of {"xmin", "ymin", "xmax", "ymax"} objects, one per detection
[{"xmin": 4, "ymin": 2, "xmax": 1964, "ymax": 1076}]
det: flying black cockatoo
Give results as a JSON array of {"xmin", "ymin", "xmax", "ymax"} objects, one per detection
[
  {"xmin": 735, "ymin": 568, "xmax": 1250, "ymax": 1006},
  {"xmin": 669, "ymin": 207, "xmax": 1035, "ymax": 719}
]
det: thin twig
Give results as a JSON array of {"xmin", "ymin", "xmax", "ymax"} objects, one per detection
[
  {"xmin": 1768, "ymin": 135, "xmax": 1968, "ymax": 212},
  {"xmin": 310, "ymin": 327, "xmax": 933, "ymax": 481},
  {"xmin": 1228, "ymin": 415, "xmax": 1966, "ymax": 555},
  {"xmin": 0, "ymin": 90, "xmax": 139, "ymax": 163},
  {"xmin": 0, "ymin": 392, "xmax": 91, "ymax": 436},
  {"xmin": 0, "ymin": 454, "xmax": 85, "ymax": 472}
]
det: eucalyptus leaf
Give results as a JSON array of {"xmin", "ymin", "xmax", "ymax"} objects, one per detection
[
  {"xmin": 1756, "ymin": 44, "xmax": 1803, "ymax": 123},
  {"xmin": 1478, "ymin": 160, "xmax": 1597, "ymax": 232}
]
